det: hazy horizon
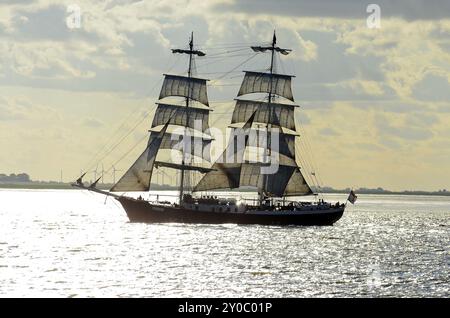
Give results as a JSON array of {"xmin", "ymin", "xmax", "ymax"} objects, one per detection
[
  {"xmin": 1, "ymin": 171, "xmax": 449, "ymax": 194},
  {"xmin": 1, "ymin": 1, "xmax": 449, "ymax": 192}
]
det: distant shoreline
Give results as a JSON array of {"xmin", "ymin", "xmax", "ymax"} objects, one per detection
[{"xmin": 0, "ymin": 182, "xmax": 449, "ymax": 196}]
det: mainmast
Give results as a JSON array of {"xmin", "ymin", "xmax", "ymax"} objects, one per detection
[
  {"xmin": 194, "ymin": 31, "xmax": 313, "ymax": 199},
  {"xmin": 268, "ymin": 31, "xmax": 276, "ymax": 104},
  {"xmin": 261, "ymin": 31, "xmax": 277, "ymax": 204}
]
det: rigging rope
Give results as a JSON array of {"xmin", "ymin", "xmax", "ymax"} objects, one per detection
[
  {"xmin": 77, "ymin": 55, "xmax": 182, "ymax": 180},
  {"xmin": 198, "ymin": 42, "xmax": 270, "ymax": 50},
  {"xmin": 210, "ymin": 53, "xmax": 258, "ymax": 84},
  {"xmin": 95, "ymin": 110, "xmax": 152, "ymax": 174},
  {"xmin": 104, "ymin": 133, "xmax": 149, "ymax": 176},
  {"xmin": 202, "ymin": 47, "xmax": 250, "ymax": 57},
  {"xmin": 80, "ymin": 42, "xmax": 309, "ymax": 190}
]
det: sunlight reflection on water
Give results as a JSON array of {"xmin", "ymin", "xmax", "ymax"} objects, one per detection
[{"xmin": 0, "ymin": 189, "xmax": 449, "ymax": 297}]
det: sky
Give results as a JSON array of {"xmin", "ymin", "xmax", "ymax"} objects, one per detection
[{"xmin": 0, "ymin": 0, "xmax": 449, "ymax": 191}]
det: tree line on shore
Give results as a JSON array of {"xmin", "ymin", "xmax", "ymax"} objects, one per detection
[{"xmin": 0, "ymin": 173, "xmax": 31, "ymax": 183}]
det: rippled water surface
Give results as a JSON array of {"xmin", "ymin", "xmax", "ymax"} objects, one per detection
[{"xmin": 0, "ymin": 189, "xmax": 448, "ymax": 297}]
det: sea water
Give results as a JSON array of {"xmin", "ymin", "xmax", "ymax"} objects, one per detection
[{"xmin": 0, "ymin": 189, "xmax": 448, "ymax": 297}]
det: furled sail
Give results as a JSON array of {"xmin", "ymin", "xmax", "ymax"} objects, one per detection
[
  {"xmin": 151, "ymin": 103, "xmax": 210, "ymax": 133},
  {"xmin": 231, "ymin": 99, "xmax": 296, "ymax": 131},
  {"xmin": 251, "ymin": 46, "xmax": 292, "ymax": 55},
  {"xmin": 172, "ymin": 48, "xmax": 205, "ymax": 56},
  {"xmin": 238, "ymin": 71, "xmax": 294, "ymax": 101},
  {"xmin": 110, "ymin": 123, "xmax": 169, "ymax": 192},
  {"xmin": 159, "ymin": 74, "xmax": 209, "ymax": 106},
  {"xmin": 193, "ymin": 112, "xmax": 257, "ymax": 192},
  {"xmin": 154, "ymin": 161, "xmax": 214, "ymax": 174},
  {"xmin": 149, "ymin": 132, "xmax": 212, "ymax": 162}
]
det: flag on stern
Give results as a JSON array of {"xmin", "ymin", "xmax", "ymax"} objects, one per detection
[{"xmin": 347, "ymin": 190, "xmax": 357, "ymax": 204}]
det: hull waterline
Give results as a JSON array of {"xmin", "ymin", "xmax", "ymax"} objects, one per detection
[{"xmin": 117, "ymin": 197, "xmax": 345, "ymax": 226}]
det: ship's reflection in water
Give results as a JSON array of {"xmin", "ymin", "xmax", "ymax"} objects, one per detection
[{"xmin": 0, "ymin": 189, "xmax": 448, "ymax": 297}]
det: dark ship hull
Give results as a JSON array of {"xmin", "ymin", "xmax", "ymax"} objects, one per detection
[{"xmin": 117, "ymin": 196, "xmax": 345, "ymax": 226}]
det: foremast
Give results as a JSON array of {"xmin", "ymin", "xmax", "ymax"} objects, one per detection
[
  {"xmin": 178, "ymin": 32, "xmax": 198, "ymax": 204},
  {"xmin": 109, "ymin": 32, "xmax": 213, "ymax": 200}
]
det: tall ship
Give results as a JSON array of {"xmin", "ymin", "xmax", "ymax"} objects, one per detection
[{"xmin": 73, "ymin": 32, "xmax": 353, "ymax": 226}]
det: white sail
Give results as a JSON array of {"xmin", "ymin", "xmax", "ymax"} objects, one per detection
[
  {"xmin": 240, "ymin": 128, "xmax": 296, "ymax": 165},
  {"xmin": 238, "ymin": 163, "xmax": 263, "ymax": 189},
  {"xmin": 238, "ymin": 71, "xmax": 294, "ymax": 101},
  {"xmin": 159, "ymin": 74, "xmax": 209, "ymax": 106},
  {"xmin": 259, "ymin": 130, "xmax": 295, "ymax": 161},
  {"xmin": 192, "ymin": 163, "xmax": 242, "ymax": 191},
  {"xmin": 283, "ymin": 167, "xmax": 313, "ymax": 196},
  {"xmin": 231, "ymin": 99, "xmax": 296, "ymax": 131},
  {"xmin": 239, "ymin": 164, "xmax": 311, "ymax": 197},
  {"xmin": 278, "ymin": 132, "xmax": 295, "ymax": 160},
  {"xmin": 110, "ymin": 124, "xmax": 168, "ymax": 192},
  {"xmin": 151, "ymin": 103, "xmax": 210, "ymax": 133},
  {"xmin": 239, "ymin": 164, "xmax": 297, "ymax": 197},
  {"xmin": 151, "ymin": 132, "xmax": 212, "ymax": 162},
  {"xmin": 194, "ymin": 112, "xmax": 257, "ymax": 192},
  {"xmin": 195, "ymin": 132, "xmax": 303, "ymax": 194}
]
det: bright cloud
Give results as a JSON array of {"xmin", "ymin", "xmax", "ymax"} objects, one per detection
[{"xmin": 0, "ymin": 0, "xmax": 449, "ymax": 190}]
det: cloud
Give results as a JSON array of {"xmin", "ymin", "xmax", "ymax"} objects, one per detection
[
  {"xmin": 319, "ymin": 127, "xmax": 339, "ymax": 136},
  {"xmin": 0, "ymin": 0, "xmax": 449, "ymax": 190},
  {"xmin": 0, "ymin": 95, "xmax": 59, "ymax": 121},
  {"xmin": 213, "ymin": 0, "xmax": 450, "ymax": 21},
  {"xmin": 375, "ymin": 113, "xmax": 434, "ymax": 141},
  {"xmin": 82, "ymin": 117, "xmax": 104, "ymax": 128},
  {"xmin": 0, "ymin": 96, "xmax": 27, "ymax": 120},
  {"xmin": 298, "ymin": 112, "xmax": 311, "ymax": 125},
  {"xmin": 436, "ymin": 103, "xmax": 450, "ymax": 113},
  {"xmin": 288, "ymin": 30, "xmax": 317, "ymax": 61},
  {"xmin": 413, "ymin": 74, "xmax": 450, "ymax": 102},
  {"xmin": 296, "ymin": 80, "xmax": 394, "ymax": 102},
  {"xmin": 405, "ymin": 112, "xmax": 439, "ymax": 127},
  {"xmin": 354, "ymin": 142, "xmax": 384, "ymax": 152},
  {"xmin": 13, "ymin": 5, "xmax": 75, "ymax": 41},
  {"xmin": 2, "ymin": 0, "xmax": 446, "ymax": 103},
  {"xmin": 347, "ymin": 101, "xmax": 428, "ymax": 113},
  {"xmin": 336, "ymin": 19, "xmax": 450, "ymax": 99},
  {"xmin": 354, "ymin": 80, "xmax": 385, "ymax": 96}
]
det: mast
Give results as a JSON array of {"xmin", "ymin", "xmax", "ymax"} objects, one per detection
[
  {"xmin": 179, "ymin": 33, "xmax": 194, "ymax": 203},
  {"xmin": 268, "ymin": 31, "xmax": 276, "ymax": 104},
  {"xmin": 260, "ymin": 31, "xmax": 277, "ymax": 204},
  {"xmin": 171, "ymin": 32, "xmax": 206, "ymax": 204},
  {"xmin": 110, "ymin": 33, "xmax": 210, "ymax": 195},
  {"xmin": 195, "ymin": 31, "xmax": 313, "ymax": 198}
]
